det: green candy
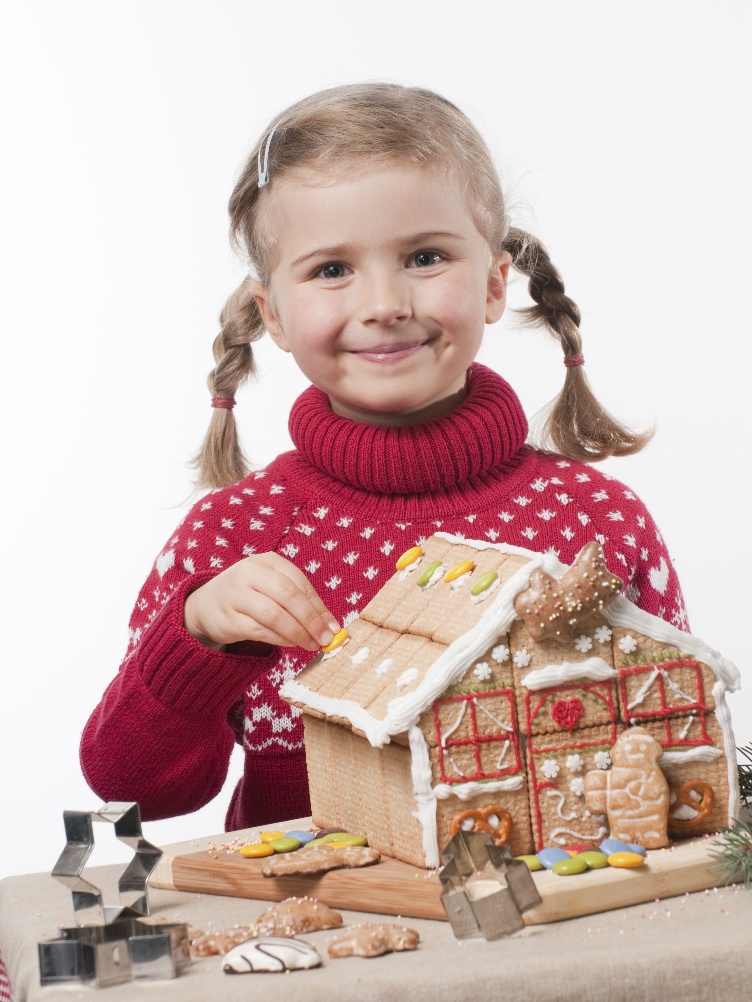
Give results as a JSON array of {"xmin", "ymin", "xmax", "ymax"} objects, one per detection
[
  {"xmin": 327, "ymin": 833, "xmax": 368, "ymax": 847},
  {"xmin": 516, "ymin": 854, "xmax": 544, "ymax": 872},
  {"xmin": 552, "ymin": 855, "xmax": 589, "ymax": 876},
  {"xmin": 417, "ymin": 561, "xmax": 443, "ymax": 588},
  {"xmin": 578, "ymin": 850, "xmax": 609, "ymax": 869},
  {"xmin": 470, "ymin": 571, "xmax": 498, "ymax": 596},
  {"xmin": 269, "ymin": 837, "xmax": 301, "ymax": 853}
]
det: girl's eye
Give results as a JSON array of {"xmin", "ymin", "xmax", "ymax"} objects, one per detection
[
  {"xmin": 317, "ymin": 263, "xmax": 348, "ymax": 280},
  {"xmin": 409, "ymin": 251, "xmax": 442, "ymax": 268}
]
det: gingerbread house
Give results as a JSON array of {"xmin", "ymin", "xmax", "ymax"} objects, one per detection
[{"xmin": 280, "ymin": 534, "xmax": 741, "ymax": 868}]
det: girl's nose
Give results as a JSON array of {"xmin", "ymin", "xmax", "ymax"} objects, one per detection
[{"xmin": 359, "ymin": 271, "xmax": 412, "ymax": 326}]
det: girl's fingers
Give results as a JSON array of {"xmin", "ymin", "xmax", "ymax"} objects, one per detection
[
  {"xmin": 268, "ymin": 555, "xmax": 340, "ymax": 631},
  {"xmin": 240, "ymin": 564, "xmax": 338, "ymax": 648}
]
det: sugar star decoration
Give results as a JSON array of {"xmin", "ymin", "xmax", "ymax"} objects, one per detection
[
  {"xmin": 513, "ymin": 541, "xmax": 623, "ymax": 645},
  {"xmin": 51, "ymin": 802, "xmax": 162, "ymax": 924}
]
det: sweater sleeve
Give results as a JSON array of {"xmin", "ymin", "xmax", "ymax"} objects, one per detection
[{"xmin": 80, "ymin": 476, "xmax": 298, "ymax": 820}]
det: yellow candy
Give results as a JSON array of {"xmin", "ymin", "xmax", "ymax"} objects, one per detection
[
  {"xmin": 321, "ymin": 628, "xmax": 349, "ymax": 654},
  {"xmin": 396, "ymin": 546, "xmax": 423, "ymax": 571},
  {"xmin": 239, "ymin": 843, "xmax": 275, "ymax": 858},
  {"xmin": 607, "ymin": 851, "xmax": 645, "ymax": 869},
  {"xmin": 444, "ymin": 560, "xmax": 475, "ymax": 583},
  {"xmin": 259, "ymin": 830, "xmax": 286, "ymax": 843}
]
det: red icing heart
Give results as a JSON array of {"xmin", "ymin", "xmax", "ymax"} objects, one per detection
[{"xmin": 551, "ymin": 698, "xmax": 584, "ymax": 732}]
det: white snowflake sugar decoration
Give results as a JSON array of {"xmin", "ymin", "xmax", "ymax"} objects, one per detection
[
  {"xmin": 618, "ymin": 634, "xmax": 638, "ymax": 655},
  {"xmin": 594, "ymin": 625, "xmax": 612, "ymax": 644},
  {"xmin": 513, "ymin": 648, "xmax": 531, "ymax": 668},
  {"xmin": 541, "ymin": 759, "xmax": 560, "ymax": 779},
  {"xmin": 573, "ymin": 635, "xmax": 593, "ymax": 654},
  {"xmin": 570, "ymin": 778, "xmax": 585, "ymax": 797},
  {"xmin": 491, "ymin": 644, "xmax": 510, "ymax": 664},
  {"xmin": 594, "ymin": 751, "xmax": 612, "ymax": 770},
  {"xmin": 566, "ymin": 754, "xmax": 584, "ymax": 773},
  {"xmin": 473, "ymin": 663, "xmax": 492, "ymax": 681}
]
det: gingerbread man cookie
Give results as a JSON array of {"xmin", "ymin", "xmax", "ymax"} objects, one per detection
[{"xmin": 583, "ymin": 727, "xmax": 670, "ymax": 848}]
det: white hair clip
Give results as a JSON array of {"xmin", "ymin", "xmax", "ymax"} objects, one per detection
[{"xmin": 257, "ymin": 121, "xmax": 282, "ymax": 189}]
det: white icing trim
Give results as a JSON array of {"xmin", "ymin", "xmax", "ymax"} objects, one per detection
[
  {"xmin": 433, "ymin": 775, "xmax": 524, "ymax": 800},
  {"xmin": 408, "ymin": 725, "xmax": 440, "ymax": 868},
  {"xmin": 521, "ymin": 658, "xmax": 617, "ymax": 691},
  {"xmin": 657, "ymin": 745, "xmax": 725, "ymax": 765}
]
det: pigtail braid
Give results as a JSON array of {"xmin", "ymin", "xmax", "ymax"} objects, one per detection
[
  {"xmin": 192, "ymin": 278, "xmax": 266, "ymax": 489},
  {"xmin": 503, "ymin": 227, "xmax": 652, "ymax": 461}
]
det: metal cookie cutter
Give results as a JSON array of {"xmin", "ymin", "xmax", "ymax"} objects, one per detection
[
  {"xmin": 439, "ymin": 830, "xmax": 542, "ymax": 940},
  {"xmin": 38, "ymin": 802, "xmax": 190, "ymax": 988}
]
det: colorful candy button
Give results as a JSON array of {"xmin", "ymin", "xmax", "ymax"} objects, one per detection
[
  {"xmin": 552, "ymin": 856, "xmax": 589, "ymax": 876},
  {"xmin": 599, "ymin": 838, "xmax": 631, "ymax": 856},
  {"xmin": 444, "ymin": 560, "xmax": 475, "ymax": 583},
  {"xmin": 239, "ymin": 843, "xmax": 274, "ymax": 858},
  {"xmin": 607, "ymin": 851, "xmax": 645, "ymax": 869},
  {"xmin": 327, "ymin": 834, "xmax": 368, "ymax": 847},
  {"xmin": 470, "ymin": 571, "xmax": 498, "ymax": 597},
  {"xmin": 577, "ymin": 851, "xmax": 609, "ymax": 869},
  {"xmin": 516, "ymin": 855, "xmax": 544, "ymax": 872},
  {"xmin": 259, "ymin": 830, "xmax": 286, "ymax": 843},
  {"xmin": 321, "ymin": 628, "xmax": 349, "ymax": 654},
  {"xmin": 285, "ymin": 830, "xmax": 315, "ymax": 845},
  {"xmin": 627, "ymin": 843, "xmax": 648, "ymax": 857},
  {"xmin": 537, "ymin": 847, "xmax": 571, "ymax": 869},
  {"xmin": 269, "ymin": 837, "xmax": 301, "ymax": 853},
  {"xmin": 417, "ymin": 561, "xmax": 443, "ymax": 588},
  {"xmin": 396, "ymin": 546, "xmax": 423, "ymax": 571}
]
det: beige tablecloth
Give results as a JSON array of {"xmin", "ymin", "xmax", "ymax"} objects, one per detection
[{"xmin": 2, "ymin": 850, "xmax": 750, "ymax": 1002}]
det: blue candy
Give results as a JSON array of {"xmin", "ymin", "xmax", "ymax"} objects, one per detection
[
  {"xmin": 285, "ymin": 829, "xmax": 315, "ymax": 845},
  {"xmin": 627, "ymin": 843, "xmax": 648, "ymax": 856},
  {"xmin": 537, "ymin": 847, "xmax": 571, "ymax": 869},
  {"xmin": 599, "ymin": 838, "xmax": 631, "ymax": 856}
]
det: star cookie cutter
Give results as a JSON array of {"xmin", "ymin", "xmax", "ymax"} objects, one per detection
[
  {"xmin": 439, "ymin": 830, "xmax": 542, "ymax": 940},
  {"xmin": 38, "ymin": 802, "xmax": 190, "ymax": 987}
]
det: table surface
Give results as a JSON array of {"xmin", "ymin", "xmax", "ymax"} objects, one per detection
[{"xmin": 2, "ymin": 829, "xmax": 751, "ymax": 1002}]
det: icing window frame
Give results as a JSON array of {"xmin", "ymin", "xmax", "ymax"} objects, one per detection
[
  {"xmin": 618, "ymin": 660, "xmax": 712, "ymax": 748},
  {"xmin": 433, "ymin": 689, "xmax": 522, "ymax": 786}
]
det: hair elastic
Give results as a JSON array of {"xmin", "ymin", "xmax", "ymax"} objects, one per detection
[
  {"xmin": 211, "ymin": 396, "xmax": 236, "ymax": 409},
  {"xmin": 563, "ymin": 353, "xmax": 585, "ymax": 367},
  {"xmin": 257, "ymin": 121, "xmax": 282, "ymax": 189}
]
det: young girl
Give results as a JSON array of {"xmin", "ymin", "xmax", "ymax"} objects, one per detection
[{"xmin": 80, "ymin": 83, "xmax": 687, "ymax": 832}]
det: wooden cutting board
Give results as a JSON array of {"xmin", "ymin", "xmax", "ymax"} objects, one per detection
[{"xmin": 148, "ymin": 820, "xmax": 734, "ymax": 925}]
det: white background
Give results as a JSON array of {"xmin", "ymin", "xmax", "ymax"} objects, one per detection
[{"xmin": 1, "ymin": 1, "xmax": 750, "ymax": 878}]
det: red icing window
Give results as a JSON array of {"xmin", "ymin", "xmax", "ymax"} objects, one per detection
[
  {"xmin": 433, "ymin": 689, "xmax": 521, "ymax": 786},
  {"xmin": 618, "ymin": 660, "xmax": 711, "ymax": 748}
]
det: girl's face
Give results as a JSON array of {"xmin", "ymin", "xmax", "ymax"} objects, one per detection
[{"xmin": 252, "ymin": 164, "xmax": 510, "ymax": 427}]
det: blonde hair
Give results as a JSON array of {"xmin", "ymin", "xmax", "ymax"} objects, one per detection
[{"xmin": 194, "ymin": 83, "xmax": 650, "ymax": 488}]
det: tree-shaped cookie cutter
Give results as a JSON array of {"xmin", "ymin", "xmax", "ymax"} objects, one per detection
[
  {"xmin": 439, "ymin": 830, "xmax": 542, "ymax": 939},
  {"xmin": 38, "ymin": 802, "xmax": 190, "ymax": 987}
]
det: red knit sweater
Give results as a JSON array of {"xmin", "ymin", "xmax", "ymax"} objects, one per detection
[{"xmin": 80, "ymin": 365, "xmax": 688, "ymax": 831}]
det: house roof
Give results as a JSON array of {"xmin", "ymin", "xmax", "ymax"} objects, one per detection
[{"xmin": 280, "ymin": 533, "xmax": 741, "ymax": 750}]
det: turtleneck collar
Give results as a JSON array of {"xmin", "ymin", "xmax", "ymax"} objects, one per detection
[{"xmin": 287, "ymin": 364, "xmax": 529, "ymax": 495}]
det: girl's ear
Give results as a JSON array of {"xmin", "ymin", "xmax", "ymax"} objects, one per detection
[
  {"xmin": 485, "ymin": 251, "xmax": 512, "ymax": 325},
  {"xmin": 250, "ymin": 281, "xmax": 289, "ymax": 351}
]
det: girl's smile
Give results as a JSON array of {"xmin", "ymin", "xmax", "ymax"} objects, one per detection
[{"xmin": 252, "ymin": 165, "xmax": 510, "ymax": 427}]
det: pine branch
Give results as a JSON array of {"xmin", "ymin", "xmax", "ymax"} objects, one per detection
[
  {"xmin": 738, "ymin": 743, "xmax": 752, "ymax": 807},
  {"xmin": 709, "ymin": 819, "xmax": 752, "ymax": 889}
]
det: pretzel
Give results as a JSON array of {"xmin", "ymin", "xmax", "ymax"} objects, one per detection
[
  {"xmin": 261, "ymin": 844, "xmax": 380, "ymax": 877},
  {"xmin": 256, "ymin": 896, "xmax": 343, "ymax": 936},
  {"xmin": 667, "ymin": 780, "xmax": 714, "ymax": 834},
  {"xmin": 327, "ymin": 923, "xmax": 420, "ymax": 958},
  {"xmin": 450, "ymin": 805, "xmax": 513, "ymax": 845}
]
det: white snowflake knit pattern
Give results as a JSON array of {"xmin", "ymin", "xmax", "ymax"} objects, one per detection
[{"xmin": 125, "ymin": 460, "xmax": 688, "ymax": 755}]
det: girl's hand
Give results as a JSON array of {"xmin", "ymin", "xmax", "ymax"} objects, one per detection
[{"xmin": 183, "ymin": 554, "xmax": 340, "ymax": 652}]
